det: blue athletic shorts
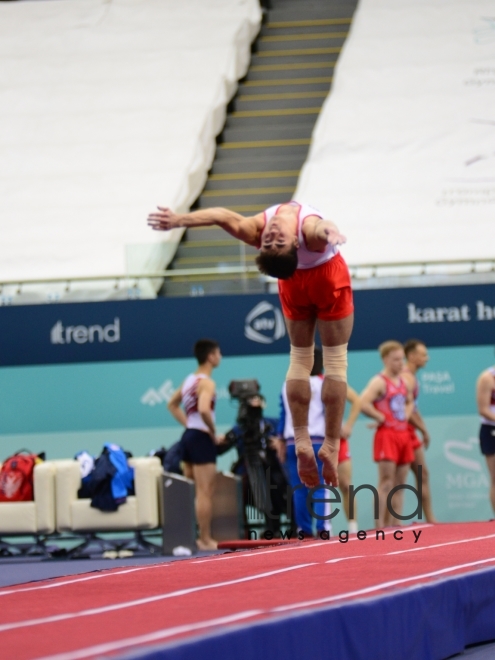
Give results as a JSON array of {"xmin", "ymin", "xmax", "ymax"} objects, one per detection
[
  {"xmin": 479, "ymin": 424, "xmax": 495, "ymax": 456},
  {"xmin": 180, "ymin": 428, "xmax": 217, "ymax": 465}
]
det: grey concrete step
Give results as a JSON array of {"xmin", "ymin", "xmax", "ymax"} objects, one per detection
[
  {"xmin": 175, "ymin": 243, "xmax": 258, "ymax": 258},
  {"xmin": 196, "ymin": 190, "xmax": 292, "ymax": 209},
  {"xmin": 250, "ymin": 52, "xmax": 341, "ymax": 65},
  {"xmin": 228, "ymin": 109, "xmax": 321, "ymax": 124},
  {"xmin": 209, "ymin": 153, "xmax": 306, "ymax": 173},
  {"xmin": 256, "ymin": 36, "xmax": 348, "ymax": 53},
  {"xmin": 204, "ymin": 174, "xmax": 298, "ymax": 191},
  {"xmin": 259, "ymin": 24, "xmax": 350, "ymax": 37},
  {"xmin": 162, "ymin": 278, "xmax": 265, "ymax": 297},
  {"xmin": 173, "ymin": 253, "xmax": 257, "ymax": 268},
  {"xmin": 219, "ymin": 122, "xmax": 314, "ymax": 143},
  {"xmin": 246, "ymin": 63, "xmax": 334, "ymax": 80},
  {"xmin": 215, "ymin": 143, "xmax": 310, "ymax": 161},
  {"xmin": 184, "ymin": 227, "xmax": 243, "ymax": 241},
  {"xmin": 239, "ymin": 80, "xmax": 331, "ymax": 94},
  {"xmin": 268, "ymin": 3, "xmax": 356, "ymax": 20},
  {"xmin": 234, "ymin": 96, "xmax": 327, "ymax": 111}
]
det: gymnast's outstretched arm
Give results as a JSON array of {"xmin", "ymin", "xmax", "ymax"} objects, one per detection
[{"xmin": 147, "ymin": 206, "xmax": 264, "ymax": 247}]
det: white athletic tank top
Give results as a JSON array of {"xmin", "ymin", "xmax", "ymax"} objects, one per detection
[
  {"xmin": 480, "ymin": 367, "xmax": 495, "ymax": 426},
  {"xmin": 181, "ymin": 373, "xmax": 216, "ymax": 433},
  {"xmin": 262, "ymin": 201, "xmax": 338, "ymax": 269},
  {"xmin": 282, "ymin": 375, "xmax": 325, "ymax": 441}
]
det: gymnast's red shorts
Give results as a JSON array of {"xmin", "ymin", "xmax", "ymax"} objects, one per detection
[
  {"xmin": 278, "ymin": 252, "xmax": 354, "ymax": 321},
  {"xmin": 338, "ymin": 437, "xmax": 351, "ymax": 464},
  {"xmin": 373, "ymin": 428, "xmax": 414, "ymax": 466},
  {"xmin": 408, "ymin": 423, "xmax": 422, "ymax": 451}
]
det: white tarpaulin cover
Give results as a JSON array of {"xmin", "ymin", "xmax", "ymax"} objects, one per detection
[
  {"xmin": 0, "ymin": 0, "xmax": 260, "ymax": 287},
  {"xmin": 296, "ymin": 0, "xmax": 495, "ymax": 266}
]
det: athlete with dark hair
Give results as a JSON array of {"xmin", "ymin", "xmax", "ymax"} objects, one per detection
[
  {"xmin": 167, "ymin": 338, "xmax": 222, "ymax": 550},
  {"xmin": 402, "ymin": 339, "xmax": 437, "ymax": 523},
  {"xmin": 148, "ymin": 202, "xmax": 353, "ymax": 489}
]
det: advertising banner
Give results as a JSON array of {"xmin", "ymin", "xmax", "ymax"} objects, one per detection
[
  {"xmin": 1, "ymin": 285, "xmax": 494, "ymax": 528},
  {"xmin": 1, "ymin": 282, "xmax": 494, "ymax": 366}
]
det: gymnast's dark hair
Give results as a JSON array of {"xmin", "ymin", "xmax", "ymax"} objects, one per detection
[
  {"xmin": 194, "ymin": 338, "xmax": 220, "ymax": 365},
  {"xmin": 255, "ymin": 245, "xmax": 298, "ymax": 280},
  {"xmin": 403, "ymin": 339, "xmax": 426, "ymax": 356}
]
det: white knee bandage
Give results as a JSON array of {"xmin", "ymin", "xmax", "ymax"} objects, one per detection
[
  {"xmin": 286, "ymin": 344, "xmax": 314, "ymax": 381},
  {"xmin": 323, "ymin": 344, "xmax": 348, "ymax": 382}
]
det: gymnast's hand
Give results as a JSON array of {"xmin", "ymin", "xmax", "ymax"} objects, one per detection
[
  {"xmin": 322, "ymin": 224, "xmax": 347, "ymax": 247},
  {"xmin": 147, "ymin": 206, "xmax": 182, "ymax": 231},
  {"xmin": 314, "ymin": 219, "xmax": 346, "ymax": 247}
]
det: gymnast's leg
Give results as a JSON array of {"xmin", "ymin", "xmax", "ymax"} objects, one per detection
[{"xmin": 284, "ymin": 316, "xmax": 320, "ymax": 488}]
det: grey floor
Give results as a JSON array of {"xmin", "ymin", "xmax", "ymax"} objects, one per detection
[
  {"xmin": 0, "ymin": 551, "xmax": 219, "ymax": 589},
  {"xmin": 453, "ymin": 641, "xmax": 495, "ymax": 658}
]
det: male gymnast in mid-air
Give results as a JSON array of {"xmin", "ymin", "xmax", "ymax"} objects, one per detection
[{"xmin": 148, "ymin": 201, "xmax": 354, "ymax": 489}]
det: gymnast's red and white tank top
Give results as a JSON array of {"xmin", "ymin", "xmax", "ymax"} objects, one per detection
[
  {"xmin": 373, "ymin": 375, "xmax": 408, "ymax": 432},
  {"xmin": 181, "ymin": 373, "xmax": 216, "ymax": 433},
  {"xmin": 480, "ymin": 367, "xmax": 495, "ymax": 427},
  {"xmin": 261, "ymin": 201, "xmax": 338, "ymax": 269}
]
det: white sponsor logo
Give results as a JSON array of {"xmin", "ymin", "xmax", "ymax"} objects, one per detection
[
  {"xmin": 244, "ymin": 301, "xmax": 285, "ymax": 345},
  {"xmin": 141, "ymin": 381, "xmax": 230, "ymax": 407},
  {"xmin": 406, "ymin": 301, "xmax": 495, "ymax": 323},
  {"xmin": 420, "ymin": 371, "xmax": 455, "ymax": 394},
  {"xmin": 51, "ymin": 318, "xmax": 120, "ymax": 345},
  {"xmin": 141, "ymin": 380, "xmax": 175, "ymax": 406},
  {"xmin": 407, "ymin": 303, "xmax": 470, "ymax": 323},
  {"xmin": 444, "ymin": 437, "xmax": 488, "ymax": 508},
  {"xmin": 444, "ymin": 437, "xmax": 482, "ymax": 471}
]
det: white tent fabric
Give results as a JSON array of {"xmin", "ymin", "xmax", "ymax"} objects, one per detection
[
  {"xmin": 0, "ymin": 0, "xmax": 260, "ymax": 293},
  {"xmin": 295, "ymin": 0, "xmax": 495, "ymax": 267}
]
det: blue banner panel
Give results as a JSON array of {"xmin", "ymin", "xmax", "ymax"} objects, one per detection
[{"xmin": 0, "ymin": 283, "xmax": 495, "ymax": 366}]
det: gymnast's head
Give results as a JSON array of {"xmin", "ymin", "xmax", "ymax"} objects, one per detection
[{"xmin": 255, "ymin": 215, "xmax": 298, "ymax": 279}]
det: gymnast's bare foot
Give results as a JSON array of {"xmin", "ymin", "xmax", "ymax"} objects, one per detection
[
  {"xmin": 296, "ymin": 442, "xmax": 320, "ymax": 488},
  {"xmin": 318, "ymin": 438, "xmax": 340, "ymax": 487},
  {"xmin": 197, "ymin": 538, "xmax": 218, "ymax": 551}
]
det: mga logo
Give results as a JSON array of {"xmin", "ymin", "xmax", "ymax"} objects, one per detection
[
  {"xmin": 244, "ymin": 301, "xmax": 286, "ymax": 345},
  {"xmin": 444, "ymin": 438, "xmax": 482, "ymax": 471}
]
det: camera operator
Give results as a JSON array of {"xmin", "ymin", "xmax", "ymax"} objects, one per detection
[{"xmin": 220, "ymin": 381, "xmax": 288, "ymax": 535}]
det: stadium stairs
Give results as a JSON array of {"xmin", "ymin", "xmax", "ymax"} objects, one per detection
[{"xmin": 161, "ymin": 0, "xmax": 358, "ymax": 297}]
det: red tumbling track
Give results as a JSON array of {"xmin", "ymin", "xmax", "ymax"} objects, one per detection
[{"xmin": 1, "ymin": 522, "xmax": 495, "ymax": 659}]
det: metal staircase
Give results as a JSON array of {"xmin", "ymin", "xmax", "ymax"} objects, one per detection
[{"xmin": 162, "ymin": 0, "xmax": 358, "ymax": 297}]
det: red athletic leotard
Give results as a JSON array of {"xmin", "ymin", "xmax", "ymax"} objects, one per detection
[{"xmin": 373, "ymin": 375, "xmax": 414, "ymax": 465}]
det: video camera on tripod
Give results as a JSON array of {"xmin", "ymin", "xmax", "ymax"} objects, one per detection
[
  {"xmin": 227, "ymin": 380, "xmax": 265, "ymax": 452},
  {"xmin": 225, "ymin": 380, "xmax": 288, "ymax": 528}
]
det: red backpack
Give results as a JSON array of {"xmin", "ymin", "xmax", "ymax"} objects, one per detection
[{"xmin": 0, "ymin": 452, "xmax": 40, "ymax": 502}]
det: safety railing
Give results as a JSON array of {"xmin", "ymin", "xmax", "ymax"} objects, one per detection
[{"xmin": 0, "ymin": 258, "xmax": 494, "ymax": 303}]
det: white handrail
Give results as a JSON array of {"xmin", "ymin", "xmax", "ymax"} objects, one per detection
[{"xmin": 1, "ymin": 257, "xmax": 494, "ymax": 290}]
